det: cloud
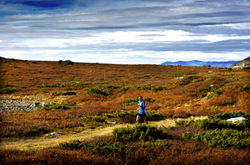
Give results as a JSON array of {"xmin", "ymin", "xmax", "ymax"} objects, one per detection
[{"xmin": 0, "ymin": 0, "xmax": 249, "ymax": 64}]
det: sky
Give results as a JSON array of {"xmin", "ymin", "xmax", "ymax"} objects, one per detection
[{"xmin": 0, "ymin": 0, "xmax": 250, "ymax": 64}]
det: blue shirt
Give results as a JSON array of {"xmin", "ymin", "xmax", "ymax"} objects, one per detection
[{"xmin": 138, "ymin": 100, "xmax": 145, "ymax": 114}]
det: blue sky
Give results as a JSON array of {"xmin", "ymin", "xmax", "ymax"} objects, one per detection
[{"xmin": 0, "ymin": 0, "xmax": 250, "ymax": 64}]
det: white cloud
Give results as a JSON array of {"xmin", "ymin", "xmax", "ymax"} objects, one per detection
[
  {"xmin": 202, "ymin": 23, "xmax": 250, "ymax": 30},
  {"xmin": 1, "ymin": 0, "xmax": 249, "ymax": 64},
  {"xmin": 2, "ymin": 30, "xmax": 250, "ymax": 49},
  {"xmin": 1, "ymin": 49, "xmax": 248, "ymax": 64}
]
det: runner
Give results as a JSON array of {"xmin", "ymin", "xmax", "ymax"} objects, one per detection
[{"xmin": 136, "ymin": 96, "xmax": 148, "ymax": 125}]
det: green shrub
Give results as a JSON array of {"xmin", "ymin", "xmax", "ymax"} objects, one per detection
[
  {"xmin": 42, "ymin": 89, "xmax": 50, "ymax": 93},
  {"xmin": 132, "ymin": 84, "xmax": 151, "ymax": 90},
  {"xmin": 118, "ymin": 86, "xmax": 131, "ymax": 92},
  {"xmin": 80, "ymin": 116, "xmax": 106, "ymax": 123},
  {"xmin": 144, "ymin": 97, "xmax": 156, "ymax": 103},
  {"xmin": 212, "ymin": 89, "xmax": 222, "ymax": 97},
  {"xmin": 210, "ymin": 111, "xmax": 250, "ymax": 120},
  {"xmin": 182, "ymin": 129, "xmax": 250, "ymax": 149},
  {"xmin": 0, "ymin": 88, "xmax": 16, "ymax": 94},
  {"xmin": 175, "ymin": 118, "xmax": 247, "ymax": 130},
  {"xmin": 112, "ymin": 125, "xmax": 163, "ymax": 141},
  {"xmin": 84, "ymin": 87, "xmax": 106, "ymax": 95},
  {"xmin": 84, "ymin": 85, "xmax": 118, "ymax": 96},
  {"xmin": 152, "ymin": 86, "xmax": 165, "ymax": 92},
  {"xmin": 40, "ymin": 103, "xmax": 73, "ymax": 111},
  {"xmin": 103, "ymin": 109, "xmax": 163, "ymax": 121},
  {"xmin": 103, "ymin": 109, "xmax": 135, "ymax": 118},
  {"xmin": 51, "ymin": 92, "xmax": 63, "ymax": 96},
  {"xmin": 60, "ymin": 140, "xmax": 128, "ymax": 154},
  {"xmin": 59, "ymin": 139, "xmax": 167, "ymax": 154},
  {"xmin": 203, "ymin": 106, "xmax": 218, "ymax": 111},
  {"xmin": 180, "ymin": 76, "xmax": 199, "ymax": 86},
  {"xmin": 240, "ymin": 84, "xmax": 250, "ymax": 91}
]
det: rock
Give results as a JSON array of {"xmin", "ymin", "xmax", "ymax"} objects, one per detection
[
  {"xmin": 176, "ymin": 76, "xmax": 184, "ymax": 79},
  {"xmin": 226, "ymin": 117, "xmax": 250, "ymax": 124},
  {"xmin": 106, "ymin": 120, "xmax": 117, "ymax": 125},
  {"xmin": 46, "ymin": 132, "xmax": 59, "ymax": 137},
  {"xmin": 58, "ymin": 60, "xmax": 74, "ymax": 65},
  {"xmin": 231, "ymin": 56, "xmax": 250, "ymax": 68},
  {"xmin": 41, "ymin": 102, "xmax": 49, "ymax": 106},
  {"xmin": 0, "ymin": 100, "xmax": 42, "ymax": 112}
]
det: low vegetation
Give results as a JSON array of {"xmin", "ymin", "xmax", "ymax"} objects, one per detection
[{"xmin": 0, "ymin": 58, "xmax": 250, "ymax": 164}]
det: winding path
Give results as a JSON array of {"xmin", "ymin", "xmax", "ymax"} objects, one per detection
[{"xmin": 0, "ymin": 117, "xmax": 207, "ymax": 151}]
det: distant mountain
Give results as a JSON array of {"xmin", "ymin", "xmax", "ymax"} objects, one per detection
[
  {"xmin": 161, "ymin": 60, "xmax": 239, "ymax": 67},
  {"xmin": 231, "ymin": 56, "xmax": 250, "ymax": 67}
]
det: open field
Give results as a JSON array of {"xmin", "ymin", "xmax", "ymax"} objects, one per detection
[{"xmin": 0, "ymin": 58, "xmax": 250, "ymax": 164}]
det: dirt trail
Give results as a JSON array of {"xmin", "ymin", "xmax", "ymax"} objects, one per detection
[{"xmin": 0, "ymin": 116, "xmax": 207, "ymax": 151}]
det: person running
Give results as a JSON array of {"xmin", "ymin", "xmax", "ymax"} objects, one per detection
[{"xmin": 136, "ymin": 96, "xmax": 148, "ymax": 125}]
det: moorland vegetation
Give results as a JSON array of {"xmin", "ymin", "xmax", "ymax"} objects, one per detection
[{"xmin": 0, "ymin": 58, "xmax": 250, "ymax": 164}]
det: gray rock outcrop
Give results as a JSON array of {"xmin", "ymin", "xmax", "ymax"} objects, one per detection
[
  {"xmin": 0, "ymin": 100, "xmax": 47, "ymax": 113},
  {"xmin": 231, "ymin": 56, "xmax": 250, "ymax": 68}
]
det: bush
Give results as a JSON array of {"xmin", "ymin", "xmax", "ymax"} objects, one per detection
[
  {"xmin": 118, "ymin": 86, "xmax": 131, "ymax": 92},
  {"xmin": 40, "ymin": 103, "xmax": 71, "ymax": 111},
  {"xmin": 180, "ymin": 76, "xmax": 199, "ymax": 86},
  {"xmin": 84, "ymin": 87, "xmax": 107, "ymax": 95},
  {"xmin": 240, "ymin": 84, "xmax": 250, "ymax": 91},
  {"xmin": 212, "ymin": 89, "xmax": 222, "ymax": 97},
  {"xmin": 175, "ymin": 118, "xmax": 247, "ymax": 130},
  {"xmin": 210, "ymin": 111, "xmax": 250, "ymax": 120},
  {"xmin": 0, "ymin": 88, "xmax": 16, "ymax": 94},
  {"xmin": 182, "ymin": 129, "xmax": 250, "ymax": 149},
  {"xmin": 112, "ymin": 125, "xmax": 163, "ymax": 141},
  {"xmin": 152, "ymin": 86, "xmax": 165, "ymax": 92},
  {"xmin": 60, "ymin": 139, "xmax": 167, "ymax": 154},
  {"xmin": 103, "ymin": 109, "xmax": 163, "ymax": 122},
  {"xmin": 42, "ymin": 89, "xmax": 50, "ymax": 93},
  {"xmin": 60, "ymin": 140, "xmax": 128, "ymax": 154},
  {"xmin": 84, "ymin": 85, "xmax": 118, "ymax": 96},
  {"xmin": 132, "ymin": 84, "xmax": 151, "ymax": 90}
]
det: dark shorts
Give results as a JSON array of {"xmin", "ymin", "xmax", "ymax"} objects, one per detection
[{"xmin": 138, "ymin": 113, "xmax": 146, "ymax": 118}]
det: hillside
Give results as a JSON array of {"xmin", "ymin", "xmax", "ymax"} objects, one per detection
[
  {"xmin": 231, "ymin": 56, "xmax": 250, "ymax": 67},
  {"xmin": 161, "ymin": 60, "xmax": 238, "ymax": 67},
  {"xmin": 1, "ymin": 58, "xmax": 250, "ymax": 165}
]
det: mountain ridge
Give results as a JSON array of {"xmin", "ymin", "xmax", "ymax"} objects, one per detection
[{"xmin": 161, "ymin": 60, "xmax": 239, "ymax": 67}]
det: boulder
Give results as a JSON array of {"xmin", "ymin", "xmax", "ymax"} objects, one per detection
[
  {"xmin": 226, "ymin": 117, "xmax": 250, "ymax": 124},
  {"xmin": 46, "ymin": 132, "xmax": 59, "ymax": 137},
  {"xmin": 58, "ymin": 60, "xmax": 74, "ymax": 65}
]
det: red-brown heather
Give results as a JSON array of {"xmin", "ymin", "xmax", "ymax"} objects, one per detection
[{"xmin": 0, "ymin": 58, "xmax": 250, "ymax": 165}]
